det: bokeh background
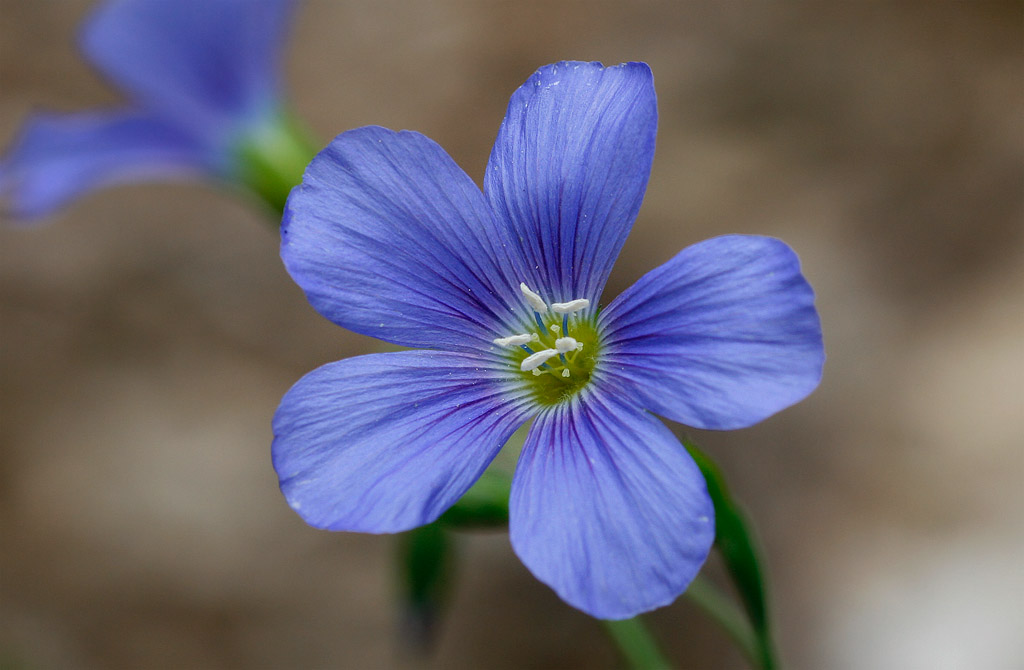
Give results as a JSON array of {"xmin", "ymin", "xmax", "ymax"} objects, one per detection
[{"xmin": 2, "ymin": 1, "xmax": 1022, "ymax": 668}]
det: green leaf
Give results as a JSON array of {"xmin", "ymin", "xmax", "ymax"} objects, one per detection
[
  {"xmin": 684, "ymin": 440, "xmax": 778, "ymax": 669},
  {"xmin": 438, "ymin": 468, "xmax": 511, "ymax": 528}
]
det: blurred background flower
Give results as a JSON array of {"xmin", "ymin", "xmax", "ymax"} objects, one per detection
[
  {"xmin": 0, "ymin": 0, "xmax": 304, "ymax": 220},
  {"xmin": 1, "ymin": 2, "xmax": 1021, "ymax": 669}
]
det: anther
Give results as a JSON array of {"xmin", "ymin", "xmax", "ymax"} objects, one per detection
[
  {"xmin": 493, "ymin": 334, "xmax": 534, "ymax": 347},
  {"xmin": 561, "ymin": 369, "xmax": 570, "ymax": 378},
  {"xmin": 550, "ymin": 298, "xmax": 590, "ymax": 314},
  {"xmin": 555, "ymin": 337, "xmax": 579, "ymax": 354},
  {"xmin": 520, "ymin": 283, "xmax": 548, "ymax": 313},
  {"xmin": 521, "ymin": 348, "xmax": 559, "ymax": 371}
]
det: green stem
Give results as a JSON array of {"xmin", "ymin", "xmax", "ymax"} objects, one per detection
[
  {"xmin": 234, "ymin": 109, "xmax": 319, "ymax": 219},
  {"xmin": 397, "ymin": 521, "xmax": 452, "ymax": 650},
  {"xmin": 684, "ymin": 575, "xmax": 769, "ymax": 669},
  {"xmin": 601, "ymin": 617, "xmax": 673, "ymax": 670}
]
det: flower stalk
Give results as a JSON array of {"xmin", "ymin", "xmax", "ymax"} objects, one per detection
[
  {"xmin": 601, "ymin": 617, "xmax": 673, "ymax": 670},
  {"xmin": 684, "ymin": 575, "xmax": 771, "ymax": 669},
  {"xmin": 234, "ymin": 111, "xmax": 319, "ymax": 218},
  {"xmin": 683, "ymin": 441, "xmax": 779, "ymax": 669}
]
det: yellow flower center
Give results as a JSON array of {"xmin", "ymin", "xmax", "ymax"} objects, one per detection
[{"xmin": 492, "ymin": 283, "xmax": 601, "ymax": 406}]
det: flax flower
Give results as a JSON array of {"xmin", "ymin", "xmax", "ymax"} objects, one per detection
[{"xmin": 274, "ymin": 61, "xmax": 824, "ymax": 619}]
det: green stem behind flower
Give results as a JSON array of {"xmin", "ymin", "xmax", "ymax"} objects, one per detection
[
  {"xmin": 684, "ymin": 575, "xmax": 770, "ymax": 669},
  {"xmin": 601, "ymin": 617, "xmax": 672, "ymax": 670},
  {"xmin": 398, "ymin": 521, "xmax": 452, "ymax": 651},
  {"xmin": 683, "ymin": 441, "xmax": 778, "ymax": 669}
]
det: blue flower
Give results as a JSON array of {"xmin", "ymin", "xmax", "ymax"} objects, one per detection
[
  {"xmin": 274, "ymin": 61, "xmax": 824, "ymax": 619},
  {"xmin": 0, "ymin": 0, "xmax": 295, "ymax": 219}
]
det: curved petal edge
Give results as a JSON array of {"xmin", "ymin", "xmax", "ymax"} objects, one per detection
[
  {"xmin": 1, "ymin": 110, "xmax": 208, "ymax": 220},
  {"xmin": 281, "ymin": 125, "xmax": 532, "ymax": 353},
  {"xmin": 600, "ymin": 234, "xmax": 824, "ymax": 430},
  {"xmin": 484, "ymin": 61, "xmax": 658, "ymax": 306},
  {"xmin": 510, "ymin": 390, "xmax": 715, "ymax": 619},
  {"xmin": 272, "ymin": 350, "xmax": 532, "ymax": 533}
]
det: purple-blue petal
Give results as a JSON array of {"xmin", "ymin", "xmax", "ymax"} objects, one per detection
[
  {"xmin": 282, "ymin": 126, "xmax": 535, "ymax": 353},
  {"xmin": 600, "ymin": 235, "xmax": 824, "ymax": 430},
  {"xmin": 272, "ymin": 350, "xmax": 533, "ymax": 533},
  {"xmin": 509, "ymin": 390, "xmax": 715, "ymax": 620},
  {"xmin": 80, "ymin": 0, "xmax": 293, "ymax": 144},
  {"xmin": 0, "ymin": 110, "xmax": 210, "ymax": 220},
  {"xmin": 484, "ymin": 61, "xmax": 657, "ymax": 307}
]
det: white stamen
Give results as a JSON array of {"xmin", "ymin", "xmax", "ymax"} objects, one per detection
[
  {"xmin": 561, "ymin": 369, "xmax": 570, "ymax": 378},
  {"xmin": 555, "ymin": 337, "xmax": 578, "ymax": 353},
  {"xmin": 521, "ymin": 348, "xmax": 559, "ymax": 371},
  {"xmin": 550, "ymin": 298, "xmax": 590, "ymax": 314},
  {"xmin": 532, "ymin": 368, "xmax": 542, "ymax": 376},
  {"xmin": 575, "ymin": 342, "xmax": 584, "ymax": 351},
  {"xmin": 550, "ymin": 324, "xmax": 561, "ymax": 333},
  {"xmin": 492, "ymin": 334, "xmax": 533, "ymax": 347},
  {"xmin": 520, "ymin": 282, "xmax": 548, "ymax": 312}
]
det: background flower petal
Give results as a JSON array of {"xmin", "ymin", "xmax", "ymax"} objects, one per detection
[
  {"xmin": 80, "ymin": 0, "xmax": 293, "ymax": 142},
  {"xmin": 282, "ymin": 126, "xmax": 532, "ymax": 352},
  {"xmin": 0, "ymin": 110, "xmax": 210, "ymax": 220},
  {"xmin": 510, "ymin": 391, "xmax": 714, "ymax": 620},
  {"xmin": 484, "ymin": 61, "xmax": 657, "ymax": 306},
  {"xmin": 600, "ymin": 235, "xmax": 825, "ymax": 430},
  {"xmin": 273, "ymin": 350, "xmax": 532, "ymax": 533}
]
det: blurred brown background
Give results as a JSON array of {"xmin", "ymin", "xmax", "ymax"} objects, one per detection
[{"xmin": 1, "ymin": 1, "xmax": 1022, "ymax": 668}]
